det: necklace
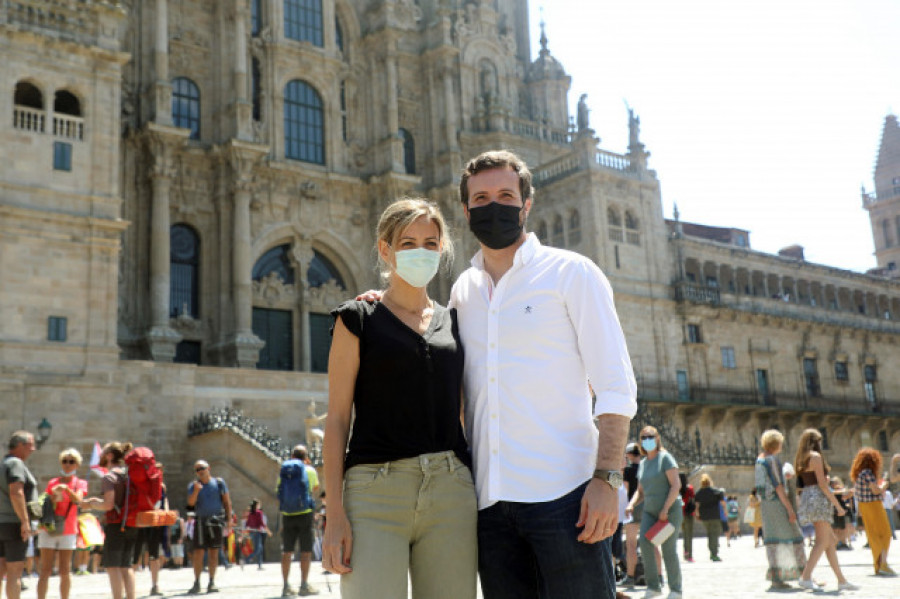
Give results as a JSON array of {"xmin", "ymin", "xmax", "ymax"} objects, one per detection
[{"xmin": 382, "ymin": 290, "xmax": 433, "ymax": 315}]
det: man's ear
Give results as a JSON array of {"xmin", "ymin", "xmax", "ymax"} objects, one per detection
[{"xmin": 522, "ymin": 198, "xmax": 533, "ymax": 220}]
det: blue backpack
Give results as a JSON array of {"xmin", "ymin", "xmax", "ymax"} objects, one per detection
[{"xmin": 277, "ymin": 459, "xmax": 313, "ymax": 514}]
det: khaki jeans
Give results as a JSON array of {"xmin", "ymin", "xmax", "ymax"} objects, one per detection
[{"xmin": 340, "ymin": 451, "xmax": 478, "ymax": 599}]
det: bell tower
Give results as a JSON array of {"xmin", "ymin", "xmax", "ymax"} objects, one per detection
[{"xmin": 863, "ymin": 114, "xmax": 900, "ymax": 274}]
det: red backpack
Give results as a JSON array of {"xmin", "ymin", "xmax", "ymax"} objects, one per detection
[{"xmin": 119, "ymin": 447, "xmax": 162, "ymax": 530}]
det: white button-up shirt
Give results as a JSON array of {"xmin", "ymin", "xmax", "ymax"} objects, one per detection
[{"xmin": 450, "ymin": 234, "xmax": 637, "ymax": 509}]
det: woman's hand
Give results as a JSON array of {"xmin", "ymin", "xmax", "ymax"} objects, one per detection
[
  {"xmin": 658, "ymin": 510, "xmax": 669, "ymax": 523},
  {"xmin": 624, "ymin": 505, "xmax": 633, "ymax": 518},
  {"xmin": 835, "ymin": 506, "xmax": 846, "ymax": 517},
  {"xmin": 322, "ymin": 508, "xmax": 353, "ymax": 575}
]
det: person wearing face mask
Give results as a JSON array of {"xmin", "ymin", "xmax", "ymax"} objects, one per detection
[
  {"xmin": 451, "ymin": 150, "xmax": 637, "ymax": 599},
  {"xmin": 625, "ymin": 427, "xmax": 683, "ymax": 599},
  {"xmin": 794, "ymin": 428, "xmax": 857, "ymax": 591},
  {"xmin": 322, "ymin": 198, "xmax": 476, "ymax": 598},
  {"xmin": 36, "ymin": 448, "xmax": 88, "ymax": 599}
]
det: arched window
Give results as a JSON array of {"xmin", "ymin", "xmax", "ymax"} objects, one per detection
[
  {"xmin": 537, "ymin": 221, "xmax": 548, "ymax": 244},
  {"xmin": 399, "ymin": 128, "xmax": 415, "ymax": 175},
  {"xmin": 551, "ymin": 214, "xmax": 564, "ymax": 247},
  {"xmin": 284, "ymin": 80, "xmax": 324, "ymax": 164},
  {"xmin": 252, "ymin": 244, "xmax": 295, "ymax": 283},
  {"xmin": 172, "ymin": 77, "xmax": 200, "ymax": 140},
  {"xmin": 14, "ymin": 81, "xmax": 43, "ymax": 109},
  {"xmin": 251, "ymin": 58, "xmax": 262, "ymax": 122},
  {"xmin": 607, "ymin": 207, "xmax": 621, "ymax": 227},
  {"xmin": 625, "ymin": 211, "xmax": 639, "ymax": 230},
  {"xmin": 307, "ymin": 250, "xmax": 345, "ymax": 289},
  {"xmin": 53, "ymin": 90, "xmax": 80, "ymax": 116},
  {"xmin": 339, "ymin": 81, "xmax": 347, "ymax": 142},
  {"xmin": 883, "ymin": 219, "xmax": 893, "ymax": 248},
  {"xmin": 13, "ymin": 81, "xmax": 45, "ymax": 133},
  {"xmin": 568, "ymin": 210, "xmax": 582, "ymax": 245},
  {"xmin": 170, "ymin": 224, "xmax": 200, "ymax": 318},
  {"xmin": 284, "ymin": 0, "xmax": 323, "ymax": 46}
]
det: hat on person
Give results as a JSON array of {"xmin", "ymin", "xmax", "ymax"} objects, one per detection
[{"xmin": 626, "ymin": 442, "xmax": 640, "ymax": 456}]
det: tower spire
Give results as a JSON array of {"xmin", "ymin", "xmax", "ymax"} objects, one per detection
[{"xmin": 539, "ymin": 8, "xmax": 549, "ymax": 56}]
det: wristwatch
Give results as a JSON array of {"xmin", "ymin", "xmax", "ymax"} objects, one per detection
[{"xmin": 593, "ymin": 468, "xmax": 623, "ymax": 490}]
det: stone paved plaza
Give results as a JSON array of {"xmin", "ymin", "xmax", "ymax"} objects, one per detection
[{"xmin": 13, "ymin": 534, "xmax": 898, "ymax": 598}]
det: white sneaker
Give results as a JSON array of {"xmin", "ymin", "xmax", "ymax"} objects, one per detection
[
  {"xmin": 642, "ymin": 591, "xmax": 663, "ymax": 599},
  {"xmin": 667, "ymin": 593, "xmax": 683, "ymax": 599},
  {"xmin": 838, "ymin": 581, "xmax": 859, "ymax": 591},
  {"xmin": 798, "ymin": 579, "xmax": 823, "ymax": 592}
]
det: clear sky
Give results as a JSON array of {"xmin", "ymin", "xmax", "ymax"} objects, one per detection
[{"xmin": 528, "ymin": 0, "xmax": 900, "ymax": 273}]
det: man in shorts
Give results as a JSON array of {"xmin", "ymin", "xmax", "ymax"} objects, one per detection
[
  {"xmin": 278, "ymin": 446, "xmax": 319, "ymax": 597},
  {"xmin": 0, "ymin": 431, "xmax": 38, "ymax": 599},
  {"xmin": 186, "ymin": 460, "xmax": 232, "ymax": 594}
]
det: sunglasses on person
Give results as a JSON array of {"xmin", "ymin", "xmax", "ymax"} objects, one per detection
[
  {"xmin": 195, "ymin": 466, "xmax": 207, "ymax": 472},
  {"xmin": 640, "ymin": 435, "xmax": 656, "ymax": 440},
  {"xmin": 61, "ymin": 459, "xmax": 77, "ymax": 465}
]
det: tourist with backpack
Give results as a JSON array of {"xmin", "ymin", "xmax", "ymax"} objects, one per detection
[
  {"xmin": 0, "ymin": 431, "xmax": 38, "ymax": 599},
  {"xmin": 80, "ymin": 441, "xmax": 144, "ymax": 599},
  {"xmin": 278, "ymin": 445, "xmax": 319, "ymax": 596},
  {"xmin": 186, "ymin": 460, "xmax": 232, "ymax": 594}
]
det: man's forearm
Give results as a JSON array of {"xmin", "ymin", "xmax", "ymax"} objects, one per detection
[
  {"xmin": 595, "ymin": 414, "xmax": 630, "ymax": 470},
  {"xmin": 11, "ymin": 488, "xmax": 29, "ymax": 524}
]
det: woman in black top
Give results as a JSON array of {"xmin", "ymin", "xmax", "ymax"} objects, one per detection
[{"xmin": 322, "ymin": 198, "xmax": 476, "ymax": 599}]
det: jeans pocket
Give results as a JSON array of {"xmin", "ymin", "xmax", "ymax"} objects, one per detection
[
  {"xmin": 452, "ymin": 465, "xmax": 476, "ymax": 488},
  {"xmin": 344, "ymin": 465, "xmax": 385, "ymax": 493}
]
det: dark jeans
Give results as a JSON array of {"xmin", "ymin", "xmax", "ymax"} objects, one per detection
[{"xmin": 477, "ymin": 481, "xmax": 615, "ymax": 599}]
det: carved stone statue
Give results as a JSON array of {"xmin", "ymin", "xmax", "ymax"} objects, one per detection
[
  {"xmin": 576, "ymin": 94, "xmax": 589, "ymax": 131},
  {"xmin": 628, "ymin": 107, "xmax": 641, "ymax": 148}
]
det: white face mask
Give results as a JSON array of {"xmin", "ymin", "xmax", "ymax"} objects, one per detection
[
  {"xmin": 393, "ymin": 248, "xmax": 441, "ymax": 288},
  {"xmin": 60, "ymin": 468, "xmax": 76, "ymax": 477}
]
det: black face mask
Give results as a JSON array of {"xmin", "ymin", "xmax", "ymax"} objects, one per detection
[{"xmin": 467, "ymin": 202, "xmax": 524, "ymax": 250}]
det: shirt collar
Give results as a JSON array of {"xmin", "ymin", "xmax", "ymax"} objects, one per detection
[{"xmin": 470, "ymin": 232, "xmax": 541, "ymax": 271}]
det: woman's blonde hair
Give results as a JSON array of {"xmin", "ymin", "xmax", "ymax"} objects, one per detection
[
  {"xmin": 58, "ymin": 447, "xmax": 83, "ymax": 465},
  {"xmin": 760, "ymin": 429, "xmax": 784, "ymax": 453},
  {"xmin": 375, "ymin": 197, "xmax": 453, "ymax": 283},
  {"xmin": 637, "ymin": 426, "xmax": 665, "ymax": 456}
]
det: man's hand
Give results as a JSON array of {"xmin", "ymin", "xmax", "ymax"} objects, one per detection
[
  {"xmin": 355, "ymin": 290, "xmax": 383, "ymax": 303},
  {"xmin": 576, "ymin": 479, "xmax": 618, "ymax": 543}
]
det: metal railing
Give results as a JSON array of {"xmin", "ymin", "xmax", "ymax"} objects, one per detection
[
  {"xmin": 636, "ymin": 381, "xmax": 900, "ymax": 417},
  {"xmin": 13, "ymin": 106, "xmax": 45, "ymax": 133},
  {"xmin": 674, "ymin": 281, "xmax": 721, "ymax": 304},
  {"xmin": 188, "ymin": 407, "xmax": 291, "ymax": 462},
  {"xmin": 53, "ymin": 114, "xmax": 84, "ymax": 140}
]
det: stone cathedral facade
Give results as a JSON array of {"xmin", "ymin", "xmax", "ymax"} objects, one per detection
[{"xmin": 1, "ymin": 0, "xmax": 898, "ymax": 500}]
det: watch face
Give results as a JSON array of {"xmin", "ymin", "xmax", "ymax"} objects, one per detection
[{"xmin": 609, "ymin": 472, "xmax": 624, "ymax": 488}]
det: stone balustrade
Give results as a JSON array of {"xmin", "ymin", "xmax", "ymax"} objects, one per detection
[
  {"xmin": 13, "ymin": 105, "xmax": 45, "ymax": 133},
  {"xmin": 595, "ymin": 148, "xmax": 633, "ymax": 172},
  {"xmin": 53, "ymin": 114, "xmax": 84, "ymax": 140}
]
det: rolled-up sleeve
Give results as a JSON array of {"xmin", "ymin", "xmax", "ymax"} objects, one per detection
[{"xmin": 563, "ymin": 259, "xmax": 638, "ymax": 419}]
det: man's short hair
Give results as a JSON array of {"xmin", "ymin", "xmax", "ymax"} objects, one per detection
[
  {"xmin": 459, "ymin": 150, "xmax": 534, "ymax": 205},
  {"xmin": 8, "ymin": 430, "xmax": 33, "ymax": 450},
  {"xmin": 292, "ymin": 445, "xmax": 308, "ymax": 460},
  {"xmin": 194, "ymin": 459, "xmax": 209, "ymax": 469}
]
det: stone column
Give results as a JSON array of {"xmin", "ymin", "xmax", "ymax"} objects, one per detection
[
  {"xmin": 227, "ymin": 145, "xmax": 265, "ymax": 367},
  {"xmin": 386, "ymin": 50, "xmax": 402, "ymax": 172},
  {"xmin": 145, "ymin": 132, "xmax": 182, "ymax": 361},
  {"xmin": 442, "ymin": 65, "xmax": 457, "ymax": 151},
  {"xmin": 154, "ymin": 0, "xmax": 173, "ymax": 126},
  {"xmin": 234, "ymin": 4, "xmax": 253, "ymax": 140},
  {"xmin": 291, "ymin": 242, "xmax": 315, "ymax": 372}
]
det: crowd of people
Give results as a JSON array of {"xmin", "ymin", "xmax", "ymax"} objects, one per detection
[
  {"xmin": 611, "ymin": 426, "xmax": 898, "ymax": 598},
  {"xmin": 0, "ymin": 433, "xmax": 326, "ymax": 599}
]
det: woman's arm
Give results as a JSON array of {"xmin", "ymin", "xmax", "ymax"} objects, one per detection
[
  {"xmin": 810, "ymin": 453, "xmax": 844, "ymax": 512},
  {"xmin": 322, "ymin": 318, "xmax": 360, "ymax": 575},
  {"xmin": 658, "ymin": 468, "xmax": 682, "ymax": 521},
  {"xmin": 625, "ymin": 482, "xmax": 644, "ymax": 515},
  {"xmin": 774, "ymin": 485, "xmax": 796, "ymax": 521},
  {"xmin": 81, "ymin": 487, "xmax": 116, "ymax": 512}
]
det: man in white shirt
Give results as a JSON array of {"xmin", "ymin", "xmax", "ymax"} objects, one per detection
[{"xmin": 450, "ymin": 150, "xmax": 638, "ymax": 599}]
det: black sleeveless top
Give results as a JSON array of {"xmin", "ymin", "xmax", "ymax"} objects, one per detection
[{"xmin": 331, "ymin": 300, "xmax": 470, "ymax": 470}]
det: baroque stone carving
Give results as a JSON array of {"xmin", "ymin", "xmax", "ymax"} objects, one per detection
[{"xmin": 252, "ymin": 272, "xmax": 296, "ymax": 307}]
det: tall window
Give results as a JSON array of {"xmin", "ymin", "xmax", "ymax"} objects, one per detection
[
  {"xmin": 251, "ymin": 0, "xmax": 262, "ymax": 35},
  {"xmin": 284, "ymin": 80, "xmax": 324, "ymax": 164},
  {"xmin": 686, "ymin": 324, "xmax": 702, "ymax": 344},
  {"xmin": 284, "ymin": 0, "xmax": 323, "ymax": 46},
  {"xmin": 803, "ymin": 358, "xmax": 821, "ymax": 398},
  {"xmin": 551, "ymin": 215, "xmax": 564, "ymax": 247},
  {"xmin": 53, "ymin": 141, "xmax": 72, "ymax": 171},
  {"xmin": 170, "ymin": 224, "xmax": 200, "ymax": 318},
  {"xmin": 399, "ymin": 128, "xmax": 415, "ymax": 174},
  {"xmin": 339, "ymin": 81, "xmax": 347, "ymax": 142},
  {"xmin": 756, "ymin": 369, "xmax": 771, "ymax": 403},
  {"xmin": 720, "ymin": 347, "xmax": 736, "ymax": 369},
  {"xmin": 172, "ymin": 77, "xmax": 200, "ymax": 140},
  {"xmin": 834, "ymin": 361, "xmax": 849, "ymax": 381},
  {"xmin": 883, "ymin": 219, "xmax": 893, "ymax": 248},
  {"xmin": 251, "ymin": 58, "xmax": 262, "ymax": 122},
  {"xmin": 253, "ymin": 308, "xmax": 293, "ymax": 370},
  {"xmin": 13, "ymin": 81, "xmax": 45, "ymax": 133},
  {"xmin": 676, "ymin": 370, "xmax": 689, "ymax": 401},
  {"xmin": 335, "ymin": 18, "xmax": 344, "ymax": 53},
  {"xmin": 864, "ymin": 364, "xmax": 877, "ymax": 406},
  {"xmin": 568, "ymin": 210, "xmax": 582, "ymax": 245}
]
